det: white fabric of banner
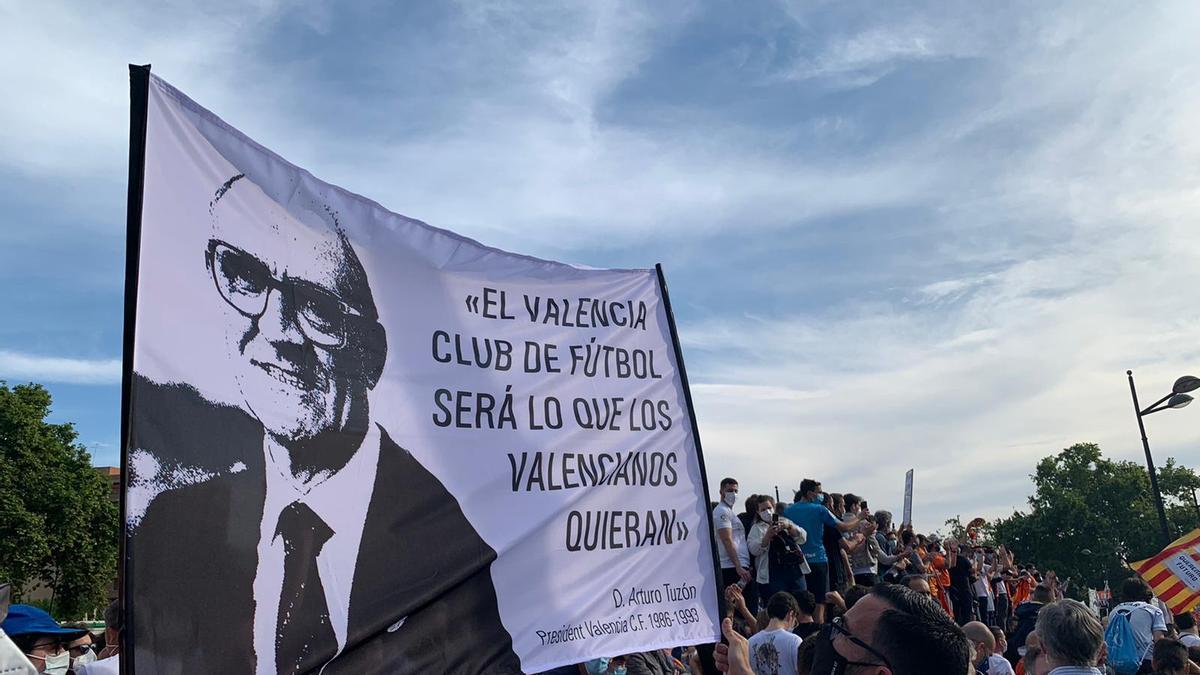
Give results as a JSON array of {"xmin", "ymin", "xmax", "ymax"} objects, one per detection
[{"xmin": 125, "ymin": 73, "xmax": 720, "ymax": 674}]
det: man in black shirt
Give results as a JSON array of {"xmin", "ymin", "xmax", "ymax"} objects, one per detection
[
  {"xmin": 946, "ymin": 538, "xmax": 976, "ymax": 626},
  {"xmin": 790, "ymin": 590, "xmax": 822, "ymax": 640}
]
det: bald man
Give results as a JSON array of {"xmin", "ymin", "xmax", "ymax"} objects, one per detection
[
  {"xmin": 904, "ymin": 575, "xmax": 933, "ymax": 599},
  {"xmin": 964, "ymin": 621, "xmax": 1015, "ymax": 675}
]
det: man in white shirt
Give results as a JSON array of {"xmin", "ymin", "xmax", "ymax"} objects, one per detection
[
  {"xmin": 1175, "ymin": 611, "xmax": 1200, "ymax": 648},
  {"xmin": 963, "ymin": 621, "xmax": 1015, "ymax": 675},
  {"xmin": 972, "ymin": 548, "xmax": 996, "ymax": 626},
  {"xmin": 1110, "ymin": 577, "xmax": 1168, "ymax": 669},
  {"xmin": 747, "ymin": 592, "xmax": 803, "ymax": 675},
  {"xmin": 1032, "ymin": 599, "xmax": 1105, "ymax": 675},
  {"xmin": 714, "ymin": 478, "xmax": 754, "ymax": 601}
]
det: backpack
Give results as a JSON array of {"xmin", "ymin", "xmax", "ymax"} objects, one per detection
[
  {"xmin": 1104, "ymin": 605, "xmax": 1152, "ymax": 675},
  {"xmin": 769, "ymin": 529, "xmax": 806, "ymax": 570}
]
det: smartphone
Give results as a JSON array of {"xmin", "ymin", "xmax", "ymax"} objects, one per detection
[{"xmin": 772, "ymin": 512, "xmax": 780, "ymax": 524}]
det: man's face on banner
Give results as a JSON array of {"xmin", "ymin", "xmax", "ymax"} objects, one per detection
[{"xmin": 207, "ymin": 180, "xmax": 379, "ymax": 449}]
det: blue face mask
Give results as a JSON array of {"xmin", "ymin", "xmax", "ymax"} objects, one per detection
[
  {"xmin": 816, "ymin": 493, "xmax": 826, "ymax": 504},
  {"xmin": 613, "ymin": 667, "xmax": 627, "ymax": 675},
  {"xmin": 585, "ymin": 657, "xmax": 609, "ymax": 674}
]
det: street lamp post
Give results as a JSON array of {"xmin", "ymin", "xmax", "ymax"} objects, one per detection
[{"xmin": 1126, "ymin": 370, "xmax": 1200, "ymax": 547}]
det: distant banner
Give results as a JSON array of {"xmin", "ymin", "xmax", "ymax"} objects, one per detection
[
  {"xmin": 902, "ymin": 469, "xmax": 914, "ymax": 527},
  {"xmin": 1130, "ymin": 528, "xmax": 1200, "ymax": 615},
  {"xmin": 123, "ymin": 67, "xmax": 719, "ymax": 674}
]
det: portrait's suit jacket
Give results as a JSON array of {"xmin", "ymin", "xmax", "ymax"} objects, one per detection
[{"xmin": 127, "ymin": 375, "xmax": 522, "ymax": 674}]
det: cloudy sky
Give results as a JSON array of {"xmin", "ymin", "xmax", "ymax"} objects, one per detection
[{"xmin": 3, "ymin": 1, "xmax": 1200, "ymax": 533}]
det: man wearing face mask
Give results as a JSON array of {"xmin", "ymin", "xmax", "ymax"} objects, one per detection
[
  {"xmin": 963, "ymin": 621, "xmax": 1015, "ymax": 675},
  {"xmin": 73, "ymin": 602, "xmax": 119, "ymax": 675},
  {"xmin": 782, "ymin": 480, "xmax": 865, "ymax": 624},
  {"xmin": 0, "ymin": 605, "xmax": 88, "ymax": 675},
  {"xmin": 714, "ymin": 478, "xmax": 754, "ymax": 604},
  {"xmin": 62, "ymin": 626, "xmax": 97, "ymax": 673}
]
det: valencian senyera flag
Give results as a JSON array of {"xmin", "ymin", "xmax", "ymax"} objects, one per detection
[
  {"xmin": 1130, "ymin": 528, "xmax": 1200, "ymax": 615},
  {"xmin": 120, "ymin": 65, "xmax": 721, "ymax": 674}
]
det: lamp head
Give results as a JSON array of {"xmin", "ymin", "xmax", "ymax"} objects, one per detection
[
  {"xmin": 1173, "ymin": 376, "xmax": 1200, "ymax": 394},
  {"xmin": 1168, "ymin": 393, "xmax": 1194, "ymax": 410}
]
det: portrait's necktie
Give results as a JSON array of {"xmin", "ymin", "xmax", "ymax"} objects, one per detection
[{"xmin": 274, "ymin": 500, "xmax": 337, "ymax": 674}]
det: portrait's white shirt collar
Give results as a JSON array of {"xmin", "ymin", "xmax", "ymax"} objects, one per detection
[
  {"xmin": 273, "ymin": 421, "xmax": 382, "ymax": 534},
  {"xmin": 253, "ymin": 419, "xmax": 381, "ymax": 674}
]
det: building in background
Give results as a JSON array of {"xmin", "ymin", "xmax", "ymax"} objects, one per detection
[{"xmin": 95, "ymin": 467, "xmax": 119, "ymax": 506}]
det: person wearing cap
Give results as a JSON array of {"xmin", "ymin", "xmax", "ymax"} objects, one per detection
[{"xmin": 0, "ymin": 604, "xmax": 87, "ymax": 674}]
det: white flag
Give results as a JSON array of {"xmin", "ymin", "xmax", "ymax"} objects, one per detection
[{"xmin": 123, "ymin": 67, "xmax": 720, "ymax": 674}]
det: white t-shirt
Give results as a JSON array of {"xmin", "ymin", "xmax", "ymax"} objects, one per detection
[
  {"xmin": 1181, "ymin": 632, "xmax": 1200, "ymax": 648},
  {"xmin": 78, "ymin": 655, "xmax": 120, "ymax": 675},
  {"xmin": 714, "ymin": 502, "xmax": 751, "ymax": 568},
  {"xmin": 1111, "ymin": 601, "xmax": 1167, "ymax": 661},
  {"xmin": 986, "ymin": 653, "xmax": 1015, "ymax": 675},
  {"xmin": 748, "ymin": 628, "xmax": 802, "ymax": 675},
  {"xmin": 973, "ymin": 569, "xmax": 995, "ymax": 611}
]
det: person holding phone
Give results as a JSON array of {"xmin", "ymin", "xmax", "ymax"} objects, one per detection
[{"xmin": 748, "ymin": 496, "xmax": 811, "ymax": 604}]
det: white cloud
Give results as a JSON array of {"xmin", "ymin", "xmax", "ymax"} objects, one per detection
[
  {"xmin": 683, "ymin": 1, "xmax": 1200, "ymax": 531},
  {"xmin": 0, "ymin": 350, "xmax": 120, "ymax": 385},
  {"xmin": 0, "ymin": 1, "xmax": 947, "ymax": 252}
]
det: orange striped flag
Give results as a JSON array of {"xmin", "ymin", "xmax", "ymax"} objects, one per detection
[{"xmin": 1130, "ymin": 528, "xmax": 1200, "ymax": 615}]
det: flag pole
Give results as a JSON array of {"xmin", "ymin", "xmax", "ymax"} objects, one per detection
[
  {"xmin": 121, "ymin": 63, "xmax": 151, "ymax": 675},
  {"xmin": 653, "ymin": 264, "xmax": 726, "ymax": 626}
]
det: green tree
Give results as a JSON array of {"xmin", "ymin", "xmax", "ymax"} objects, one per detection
[
  {"xmin": 990, "ymin": 442, "xmax": 1200, "ymax": 596},
  {"xmin": 0, "ymin": 382, "xmax": 118, "ymax": 618}
]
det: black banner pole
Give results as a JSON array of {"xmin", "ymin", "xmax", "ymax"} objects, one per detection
[
  {"xmin": 120, "ymin": 63, "xmax": 151, "ymax": 675},
  {"xmin": 653, "ymin": 264, "xmax": 727, "ymax": 629}
]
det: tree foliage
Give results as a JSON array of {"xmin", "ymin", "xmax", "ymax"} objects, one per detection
[
  {"xmin": 0, "ymin": 382, "xmax": 118, "ymax": 617},
  {"xmin": 989, "ymin": 442, "xmax": 1200, "ymax": 594}
]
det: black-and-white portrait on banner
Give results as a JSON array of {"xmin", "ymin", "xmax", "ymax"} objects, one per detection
[{"xmin": 127, "ymin": 171, "xmax": 521, "ymax": 674}]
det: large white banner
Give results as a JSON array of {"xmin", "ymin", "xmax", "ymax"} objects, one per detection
[{"xmin": 123, "ymin": 69, "xmax": 720, "ymax": 674}]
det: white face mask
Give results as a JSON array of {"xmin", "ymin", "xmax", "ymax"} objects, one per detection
[
  {"xmin": 38, "ymin": 651, "xmax": 71, "ymax": 675},
  {"xmin": 723, "ymin": 490, "xmax": 737, "ymax": 507},
  {"xmin": 759, "ymin": 508, "xmax": 774, "ymax": 521},
  {"xmin": 73, "ymin": 648, "xmax": 98, "ymax": 667}
]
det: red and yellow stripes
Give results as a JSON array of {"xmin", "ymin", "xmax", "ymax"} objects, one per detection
[{"xmin": 1131, "ymin": 528, "xmax": 1200, "ymax": 615}]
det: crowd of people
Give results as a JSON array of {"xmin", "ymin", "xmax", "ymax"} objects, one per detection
[
  {"xmin": 704, "ymin": 475, "xmax": 1200, "ymax": 675},
  {"xmin": 4, "ymin": 474, "xmax": 1199, "ymax": 675},
  {"xmin": 542, "ymin": 475, "xmax": 1200, "ymax": 675}
]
